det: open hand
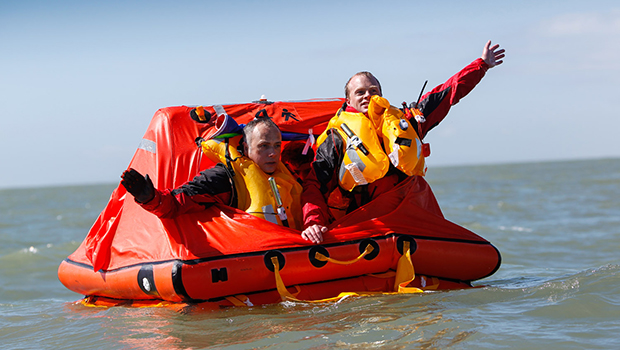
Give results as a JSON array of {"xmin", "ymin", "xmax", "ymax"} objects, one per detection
[
  {"xmin": 301, "ymin": 224, "xmax": 327, "ymax": 244},
  {"xmin": 121, "ymin": 168, "xmax": 155, "ymax": 203},
  {"xmin": 481, "ymin": 40, "xmax": 505, "ymax": 68}
]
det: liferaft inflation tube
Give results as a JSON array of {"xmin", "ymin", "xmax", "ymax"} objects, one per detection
[{"xmin": 58, "ymin": 99, "xmax": 501, "ymax": 306}]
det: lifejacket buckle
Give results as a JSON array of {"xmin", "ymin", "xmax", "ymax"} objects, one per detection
[{"xmin": 341, "ymin": 123, "xmax": 369, "ymax": 156}]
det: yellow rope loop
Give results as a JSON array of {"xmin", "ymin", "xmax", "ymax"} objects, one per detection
[
  {"xmin": 271, "ymin": 256, "xmax": 297, "ymax": 301},
  {"xmin": 314, "ymin": 244, "xmax": 374, "ymax": 265},
  {"xmin": 270, "ymin": 242, "xmax": 422, "ymax": 304},
  {"xmin": 271, "ymin": 256, "xmax": 363, "ymax": 303},
  {"xmin": 394, "ymin": 240, "xmax": 424, "ymax": 294}
]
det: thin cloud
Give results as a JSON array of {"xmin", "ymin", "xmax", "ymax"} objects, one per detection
[
  {"xmin": 524, "ymin": 9, "xmax": 620, "ymax": 72},
  {"xmin": 539, "ymin": 9, "xmax": 620, "ymax": 36}
]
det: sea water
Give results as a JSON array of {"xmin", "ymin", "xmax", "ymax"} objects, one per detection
[{"xmin": 1, "ymin": 158, "xmax": 619, "ymax": 349}]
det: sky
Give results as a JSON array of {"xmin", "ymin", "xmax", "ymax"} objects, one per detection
[{"xmin": 1, "ymin": 0, "xmax": 619, "ymax": 189}]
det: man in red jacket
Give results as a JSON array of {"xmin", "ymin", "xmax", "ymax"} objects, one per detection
[{"xmin": 301, "ymin": 40, "xmax": 506, "ymax": 243}]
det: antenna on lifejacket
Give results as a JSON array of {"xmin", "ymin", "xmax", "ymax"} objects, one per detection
[{"xmin": 412, "ymin": 80, "xmax": 428, "ymax": 109}]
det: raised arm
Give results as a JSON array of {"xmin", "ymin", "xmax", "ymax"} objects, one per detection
[
  {"xmin": 414, "ymin": 40, "xmax": 506, "ymax": 139},
  {"xmin": 121, "ymin": 165, "xmax": 233, "ymax": 219}
]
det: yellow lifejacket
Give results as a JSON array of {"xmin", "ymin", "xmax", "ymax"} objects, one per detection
[
  {"xmin": 201, "ymin": 135, "xmax": 243, "ymax": 165},
  {"xmin": 317, "ymin": 96, "xmax": 425, "ymax": 192},
  {"xmin": 317, "ymin": 106, "xmax": 389, "ymax": 192},
  {"xmin": 368, "ymin": 95, "xmax": 426, "ymax": 177},
  {"xmin": 201, "ymin": 136, "xmax": 303, "ymax": 230}
]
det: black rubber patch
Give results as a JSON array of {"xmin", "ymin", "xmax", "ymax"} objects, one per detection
[
  {"xmin": 190, "ymin": 108, "xmax": 212, "ymax": 123},
  {"xmin": 396, "ymin": 235, "xmax": 417, "ymax": 255},
  {"xmin": 264, "ymin": 250, "xmax": 285, "ymax": 272},
  {"xmin": 137, "ymin": 265, "xmax": 159, "ymax": 296},
  {"xmin": 359, "ymin": 239, "xmax": 380, "ymax": 260},
  {"xmin": 309, "ymin": 246, "xmax": 329, "ymax": 268},
  {"xmin": 171, "ymin": 261, "xmax": 190, "ymax": 301}
]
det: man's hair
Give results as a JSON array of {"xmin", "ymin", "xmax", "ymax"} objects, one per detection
[
  {"xmin": 344, "ymin": 71, "xmax": 382, "ymax": 98},
  {"xmin": 243, "ymin": 116, "xmax": 281, "ymax": 150},
  {"xmin": 281, "ymin": 141, "xmax": 314, "ymax": 167}
]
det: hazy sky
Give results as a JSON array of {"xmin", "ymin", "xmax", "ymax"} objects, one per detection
[{"xmin": 1, "ymin": 0, "xmax": 619, "ymax": 189}]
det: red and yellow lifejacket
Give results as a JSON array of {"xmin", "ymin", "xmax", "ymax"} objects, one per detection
[{"xmin": 317, "ymin": 95, "xmax": 425, "ymax": 192}]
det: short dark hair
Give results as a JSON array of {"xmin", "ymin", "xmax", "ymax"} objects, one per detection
[
  {"xmin": 243, "ymin": 116, "xmax": 281, "ymax": 150},
  {"xmin": 344, "ymin": 71, "xmax": 382, "ymax": 99}
]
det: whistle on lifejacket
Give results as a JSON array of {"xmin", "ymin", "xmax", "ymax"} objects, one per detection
[
  {"xmin": 399, "ymin": 102, "xmax": 411, "ymax": 131},
  {"xmin": 401, "ymin": 102, "xmax": 430, "ymax": 158},
  {"xmin": 268, "ymin": 177, "xmax": 289, "ymax": 228},
  {"xmin": 411, "ymin": 108, "xmax": 426, "ymax": 123},
  {"xmin": 341, "ymin": 123, "xmax": 369, "ymax": 156}
]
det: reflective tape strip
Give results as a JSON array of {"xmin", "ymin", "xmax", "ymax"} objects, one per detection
[
  {"xmin": 262, "ymin": 205, "xmax": 278, "ymax": 225},
  {"xmin": 388, "ymin": 144, "xmax": 400, "ymax": 167},
  {"xmin": 347, "ymin": 148, "xmax": 366, "ymax": 172},
  {"xmin": 138, "ymin": 139, "xmax": 156, "ymax": 154},
  {"xmin": 213, "ymin": 105, "xmax": 226, "ymax": 116},
  {"xmin": 416, "ymin": 138, "xmax": 422, "ymax": 158},
  {"xmin": 339, "ymin": 149, "xmax": 368, "ymax": 186}
]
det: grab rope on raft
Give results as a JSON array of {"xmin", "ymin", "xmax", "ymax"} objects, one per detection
[
  {"xmin": 78, "ymin": 241, "xmax": 441, "ymax": 308},
  {"xmin": 315, "ymin": 243, "xmax": 374, "ymax": 265},
  {"xmin": 270, "ymin": 240, "xmax": 423, "ymax": 303}
]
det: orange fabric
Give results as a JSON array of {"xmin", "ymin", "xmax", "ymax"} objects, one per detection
[
  {"xmin": 79, "ymin": 100, "xmax": 344, "ymax": 271},
  {"xmin": 65, "ymin": 99, "xmax": 498, "ymax": 288}
]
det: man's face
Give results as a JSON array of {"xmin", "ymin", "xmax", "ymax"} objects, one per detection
[
  {"xmin": 346, "ymin": 75, "xmax": 382, "ymax": 114},
  {"xmin": 245, "ymin": 123, "xmax": 282, "ymax": 174}
]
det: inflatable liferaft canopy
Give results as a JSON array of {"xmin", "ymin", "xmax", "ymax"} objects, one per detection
[{"xmin": 58, "ymin": 98, "xmax": 501, "ymax": 305}]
